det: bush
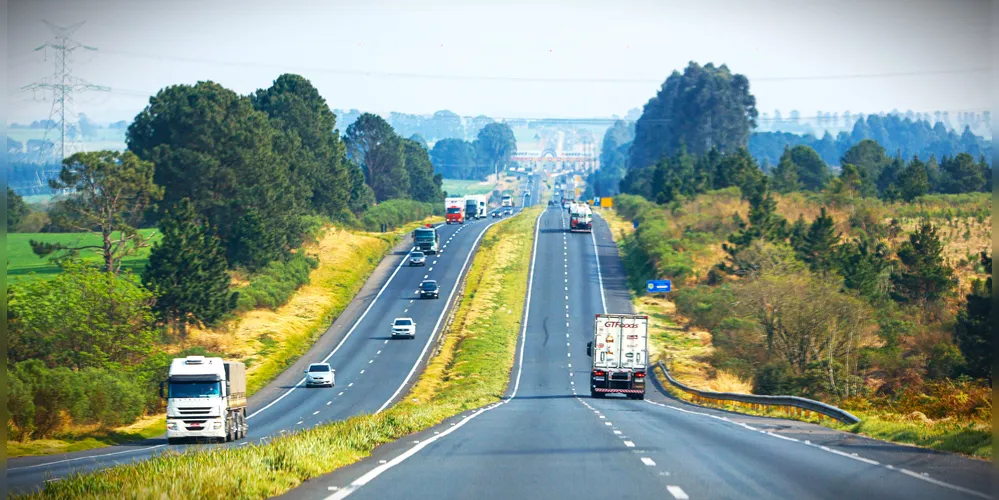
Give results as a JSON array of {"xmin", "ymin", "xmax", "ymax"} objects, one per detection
[
  {"xmin": 753, "ymin": 361, "xmax": 797, "ymax": 395},
  {"xmin": 360, "ymin": 199, "xmax": 438, "ymax": 232},
  {"xmin": 673, "ymin": 285, "xmax": 736, "ymax": 332},
  {"xmin": 6, "ymin": 360, "xmax": 147, "ymax": 439},
  {"xmin": 236, "ymin": 253, "xmax": 319, "ymax": 312}
]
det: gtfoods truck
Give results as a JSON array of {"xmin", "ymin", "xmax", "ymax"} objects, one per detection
[
  {"xmin": 586, "ymin": 314, "xmax": 649, "ymax": 399},
  {"xmin": 445, "ymin": 196, "xmax": 466, "ymax": 224},
  {"xmin": 413, "ymin": 224, "xmax": 440, "ymax": 254},
  {"xmin": 570, "ymin": 203, "xmax": 592, "ymax": 233},
  {"xmin": 164, "ymin": 356, "xmax": 247, "ymax": 443},
  {"xmin": 501, "ymin": 194, "xmax": 513, "ymax": 207}
]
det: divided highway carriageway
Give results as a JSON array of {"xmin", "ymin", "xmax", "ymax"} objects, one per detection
[
  {"xmin": 6, "ymin": 179, "xmax": 542, "ymax": 495},
  {"xmin": 283, "ymin": 198, "xmax": 994, "ymax": 500}
]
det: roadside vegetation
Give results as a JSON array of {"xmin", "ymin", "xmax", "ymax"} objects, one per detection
[
  {"xmin": 18, "ymin": 205, "xmax": 540, "ymax": 500},
  {"xmin": 581, "ymin": 61, "xmax": 991, "ymax": 458},
  {"xmin": 6, "ymin": 73, "xmax": 457, "ymax": 457}
]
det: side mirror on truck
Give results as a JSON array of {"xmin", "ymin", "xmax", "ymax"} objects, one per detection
[{"xmin": 586, "ymin": 342, "xmax": 592, "ymax": 357}]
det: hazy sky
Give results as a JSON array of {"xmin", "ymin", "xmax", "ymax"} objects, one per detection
[{"xmin": 7, "ymin": 0, "xmax": 993, "ymax": 125}]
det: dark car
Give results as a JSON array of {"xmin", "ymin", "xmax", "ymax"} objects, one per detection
[{"xmin": 419, "ymin": 280, "xmax": 440, "ymax": 299}]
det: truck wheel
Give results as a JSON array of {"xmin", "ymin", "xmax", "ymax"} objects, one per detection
[{"xmin": 239, "ymin": 411, "xmax": 247, "ymax": 439}]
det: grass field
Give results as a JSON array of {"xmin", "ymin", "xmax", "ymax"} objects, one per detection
[
  {"xmin": 19, "ymin": 207, "xmax": 541, "ymax": 499},
  {"xmin": 6, "ymin": 230, "xmax": 160, "ymax": 282},
  {"xmin": 441, "ymin": 178, "xmax": 496, "ymax": 196},
  {"xmin": 6, "ymin": 417, "xmax": 166, "ymax": 459}
]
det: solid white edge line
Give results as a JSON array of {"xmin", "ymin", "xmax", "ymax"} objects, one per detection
[
  {"xmin": 7, "ymin": 445, "xmax": 168, "ymax": 471},
  {"xmin": 327, "ymin": 208, "xmax": 544, "ymax": 500},
  {"xmin": 644, "ymin": 401, "xmax": 991, "ymax": 499},
  {"xmin": 589, "ymin": 216, "xmax": 608, "ymax": 314},
  {"xmin": 247, "ymin": 243, "xmax": 415, "ymax": 420}
]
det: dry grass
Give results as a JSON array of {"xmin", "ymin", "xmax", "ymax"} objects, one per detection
[{"xmin": 6, "ymin": 416, "xmax": 166, "ymax": 459}]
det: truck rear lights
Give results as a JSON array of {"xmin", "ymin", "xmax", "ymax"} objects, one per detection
[
  {"xmin": 592, "ymin": 370, "xmax": 605, "ymax": 377},
  {"xmin": 634, "ymin": 372, "xmax": 646, "ymax": 378}
]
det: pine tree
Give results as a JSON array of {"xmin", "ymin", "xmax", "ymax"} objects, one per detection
[
  {"xmin": 772, "ymin": 146, "xmax": 801, "ymax": 193},
  {"xmin": 898, "ymin": 156, "xmax": 930, "ymax": 202},
  {"xmin": 143, "ymin": 199, "xmax": 235, "ymax": 337},
  {"xmin": 796, "ymin": 207, "xmax": 841, "ymax": 276},
  {"xmin": 953, "ymin": 251, "xmax": 991, "ymax": 380},
  {"xmin": 838, "ymin": 233, "xmax": 892, "ymax": 302},
  {"xmin": 721, "ymin": 185, "xmax": 787, "ymax": 273},
  {"xmin": 891, "ymin": 221, "xmax": 954, "ymax": 305}
]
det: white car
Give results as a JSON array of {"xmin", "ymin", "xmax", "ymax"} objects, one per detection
[
  {"xmin": 392, "ymin": 317, "xmax": 416, "ymax": 339},
  {"xmin": 304, "ymin": 363, "xmax": 335, "ymax": 387}
]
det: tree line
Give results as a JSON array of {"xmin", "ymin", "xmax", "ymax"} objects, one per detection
[
  {"xmin": 7, "ymin": 74, "xmax": 446, "ymax": 440},
  {"xmin": 428, "ymin": 122, "xmax": 517, "ymax": 181}
]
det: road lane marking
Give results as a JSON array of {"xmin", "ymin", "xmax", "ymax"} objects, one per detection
[
  {"xmin": 247, "ymin": 242, "xmax": 416, "ymax": 420},
  {"xmin": 348, "ymin": 383, "xmax": 354, "ymax": 387},
  {"xmin": 327, "ymin": 401, "xmax": 332, "ymax": 405},
  {"xmin": 7, "ymin": 445, "xmax": 168, "ymax": 471},
  {"xmin": 376, "ymin": 217, "xmax": 505, "ymax": 413},
  {"xmin": 428, "ymin": 267, "xmax": 433, "ymax": 271},
  {"xmin": 360, "ymin": 370, "xmax": 365, "ymax": 374},
  {"xmin": 313, "ymin": 411, "xmax": 320, "ymax": 415},
  {"xmin": 641, "ymin": 457, "xmax": 656, "ymax": 466},
  {"xmin": 604, "ymin": 422, "xmax": 612, "ymax": 426},
  {"xmin": 613, "ymin": 430, "xmax": 622, "ymax": 435},
  {"xmin": 338, "ymin": 391, "xmax": 344, "ymax": 396},
  {"xmin": 624, "ymin": 441, "xmax": 635, "ymax": 447},
  {"xmin": 589, "ymin": 225, "xmax": 608, "ymax": 313},
  {"xmin": 376, "ymin": 350, "xmax": 381, "ymax": 354},
  {"xmin": 667, "ymin": 486, "xmax": 689, "ymax": 499},
  {"xmin": 368, "ymin": 360, "xmax": 373, "ymax": 364}
]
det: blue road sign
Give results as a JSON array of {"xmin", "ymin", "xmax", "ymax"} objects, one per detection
[{"xmin": 646, "ymin": 279, "xmax": 672, "ymax": 293}]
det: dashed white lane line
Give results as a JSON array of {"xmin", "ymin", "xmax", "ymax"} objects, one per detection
[
  {"xmin": 383, "ymin": 340, "xmax": 389, "ymax": 344},
  {"xmin": 360, "ymin": 370, "xmax": 365, "ymax": 374},
  {"xmin": 624, "ymin": 440, "xmax": 635, "ymax": 447},
  {"xmin": 348, "ymin": 383, "xmax": 354, "ymax": 387},
  {"xmin": 613, "ymin": 430, "xmax": 622, "ymax": 435},
  {"xmin": 376, "ymin": 350, "xmax": 381, "ymax": 355},
  {"xmin": 428, "ymin": 267, "xmax": 433, "ymax": 271},
  {"xmin": 368, "ymin": 359, "xmax": 374, "ymax": 364},
  {"xmin": 432, "ymin": 260, "xmax": 437, "ymax": 265},
  {"xmin": 313, "ymin": 410, "xmax": 320, "ymax": 416},
  {"xmin": 423, "ymin": 274, "xmax": 428, "ymax": 279},
  {"xmin": 604, "ymin": 422, "xmax": 612, "ymax": 426},
  {"xmin": 599, "ymin": 415, "xmax": 606, "ymax": 419},
  {"xmin": 641, "ymin": 457, "xmax": 656, "ymax": 466},
  {"xmin": 667, "ymin": 485, "xmax": 690, "ymax": 499},
  {"xmin": 327, "ymin": 401, "xmax": 332, "ymax": 405},
  {"xmin": 297, "ymin": 420, "xmax": 304, "ymax": 425},
  {"xmin": 338, "ymin": 391, "xmax": 344, "ymax": 396}
]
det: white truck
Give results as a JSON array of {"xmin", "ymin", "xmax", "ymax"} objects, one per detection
[
  {"xmin": 501, "ymin": 194, "xmax": 514, "ymax": 208},
  {"xmin": 569, "ymin": 203, "xmax": 592, "ymax": 233},
  {"xmin": 464, "ymin": 194, "xmax": 487, "ymax": 219},
  {"xmin": 586, "ymin": 314, "xmax": 649, "ymax": 400},
  {"xmin": 163, "ymin": 356, "xmax": 247, "ymax": 443}
]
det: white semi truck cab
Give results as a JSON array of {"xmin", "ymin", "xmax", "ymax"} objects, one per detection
[
  {"xmin": 586, "ymin": 314, "xmax": 649, "ymax": 399},
  {"xmin": 163, "ymin": 356, "xmax": 247, "ymax": 443}
]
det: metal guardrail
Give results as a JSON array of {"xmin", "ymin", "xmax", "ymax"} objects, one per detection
[{"xmin": 655, "ymin": 361, "xmax": 861, "ymax": 425}]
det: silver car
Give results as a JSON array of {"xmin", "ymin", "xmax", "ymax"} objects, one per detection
[
  {"xmin": 409, "ymin": 251, "xmax": 426, "ymax": 266},
  {"xmin": 304, "ymin": 363, "xmax": 335, "ymax": 388}
]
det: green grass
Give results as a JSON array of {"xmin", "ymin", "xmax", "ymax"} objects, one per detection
[
  {"xmin": 6, "ymin": 418, "xmax": 166, "ymax": 459},
  {"xmin": 831, "ymin": 414, "xmax": 991, "ymax": 459},
  {"xmin": 6, "ymin": 230, "xmax": 160, "ymax": 282},
  {"xmin": 441, "ymin": 178, "xmax": 496, "ymax": 196},
  {"xmin": 18, "ymin": 207, "xmax": 541, "ymax": 500}
]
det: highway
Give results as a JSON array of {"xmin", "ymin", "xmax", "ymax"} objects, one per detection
[
  {"xmin": 6, "ymin": 178, "xmax": 542, "ymax": 495},
  {"xmin": 284, "ymin": 198, "xmax": 994, "ymax": 500}
]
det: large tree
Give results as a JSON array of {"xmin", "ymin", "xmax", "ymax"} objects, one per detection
[
  {"xmin": 592, "ymin": 120, "xmax": 634, "ymax": 196},
  {"xmin": 31, "ymin": 151, "xmax": 163, "ymax": 274},
  {"xmin": 953, "ymin": 251, "xmax": 991, "ymax": 380},
  {"xmin": 898, "ymin": 156, "xmax": 930, "ymax": 201},
  {"xmin": 143, "ymin": 198, "xmax": 235, "ymax": 337},
  {"xmin": 474, "ymin": 122, "xmax": 517, "ymax": 181},
  {"xmin": 430, "ymin": 138, "xmax": 478, "ymax": 180},
  {"xmin": 127, "ymin": 81, "xmax": 304, "ymax": 270},
  {"xmin": 252, "ymin": 74, "xmax": 352, "ymax": 220},
  {"xmin": 785, "ymin": 145, "xmax": 829, "ymax": 191},
  {"xmin": 840, "ymin": 139, "xmax": 889, "ymax": 195},
  {"xmin": 344, "ymin": 113, "xmax": 409, "ymax": 202},
  {"xmin": 402, "ymin": 139, "xmax": 444, "ymax": 203},
  {"xmin": 7, "ymin": 187, "xmax": 28, "ymax": 231},
  {"xmin": 891, "ymin": 221, "xmax": 954, "ymax": 305},
  {"xmin": 939, "ymin": 152, "xmax": 986, "ymax": 194},
  {"xmin": 629, "ymin": 62, "xmax": 758, "ymax": 170}
]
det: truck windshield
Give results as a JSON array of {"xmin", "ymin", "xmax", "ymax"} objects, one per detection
[
  {"xmin": 447, "ymin": 207, "xmax": 462, "ymax": 214},
  {"xmin": 414, "ymin": 229, "xmax": 435, "ymax": 241},
  {"xmin": 169, "ymin": 381, "xmax": 221, "ymax": 398}
]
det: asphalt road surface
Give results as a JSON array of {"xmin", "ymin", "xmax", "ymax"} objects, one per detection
[
  {"xmin": 6, "ymin": 179, "xmax": 541, "ymax": 495},
  {"xmin": 284, "ymin": 202, "xmax": 994, "ymax": 500}
]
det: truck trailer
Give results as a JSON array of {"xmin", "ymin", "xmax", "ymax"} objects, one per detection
[
  {"xmin": 569, "ymin": 203, "xmax": 592, "ymax": 233},
  {"xmin": 586, "ymin": 314, "xmax": 649, "ymax": 399},
  {"xmin": 445, "ymin": 196, "xmax": 466, "ymax": 224},
  {"xmin": 164, "ymin": 356, "xmax": 247, "ymax": 443}
]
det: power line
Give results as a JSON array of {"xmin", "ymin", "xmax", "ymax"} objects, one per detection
[
  {"xmin": 20, "ymin": 20, "xmax": 110, "ymax": 161},
  {"xmin": 97, "ymin": 48, "xmax": 989, "ymax": 85}
]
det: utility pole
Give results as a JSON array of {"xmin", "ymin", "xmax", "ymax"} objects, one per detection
[{"xmin": 22, "ymin": 20, "xmax": 110, "ymax": 162}]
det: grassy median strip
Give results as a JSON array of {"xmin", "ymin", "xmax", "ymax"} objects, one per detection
[{"xmin": 21, "ymin": 208, "xmax": 539, "ymax": 499}]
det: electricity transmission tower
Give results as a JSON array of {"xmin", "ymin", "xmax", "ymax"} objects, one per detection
[{"xmin": 21, "ymin": 20, "xmax": 110, "ymax": 162}]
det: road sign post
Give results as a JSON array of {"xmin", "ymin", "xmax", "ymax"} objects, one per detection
[{"xmin": 646, "ymin": 279, "xmax": 672, "ymax": 299}]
